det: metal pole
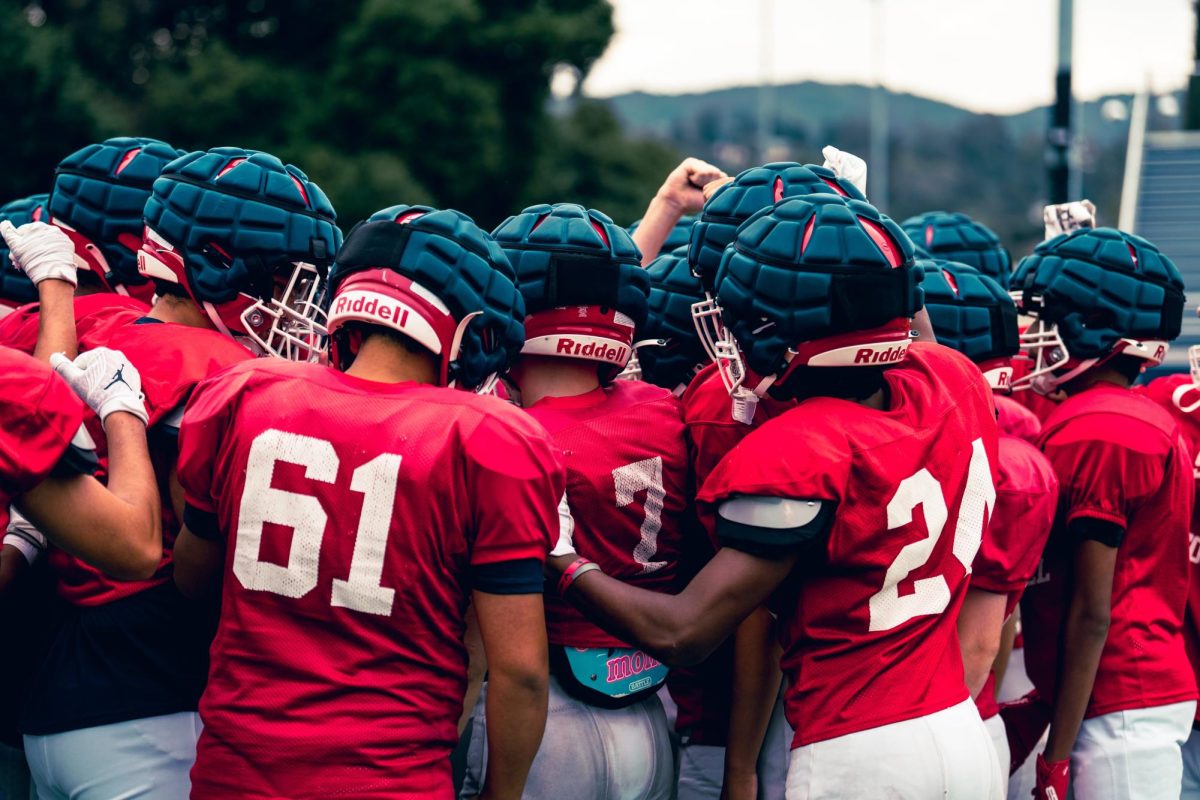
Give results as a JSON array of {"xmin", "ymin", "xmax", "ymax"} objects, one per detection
[
  {"xmin": 1048, "ymin": 0, "xmax": 1073, "ymax": 204},
  {"xmin": 1187, "ymin": 1, "xmax": 1200, "ymax": 129},
  {"xmin": 869, "ymin": 0, "xmax": 890, "ymax": 210},
  {"xmin": 757, "ymin": 0, "xmax": 774, "ymax": 163}
]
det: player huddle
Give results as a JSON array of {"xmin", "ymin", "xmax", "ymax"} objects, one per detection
[{"xmin": 0, "ymin": 137, "xmax": 1195, "ymax": 800}]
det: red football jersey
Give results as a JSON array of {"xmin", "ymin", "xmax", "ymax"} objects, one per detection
[
  {"xmin": 1012, "ymin": 385, "xmax": 1060, "ymax": 424},
  {"xmin": 526, "ymin": 380, "xmax": 689, "ymax": 648},
  {"xmin": 669, "ymin": 363, "xmax": 796, "ymax": 744},
  {"xmin": 1022, "ymin": 382, "xmax": 1197, "ymax": 719},
  {"xmin": 994, "ymin": 393, "xmax": 1042, "ymax": 443},
  {"xmin": 1136, "ymin": 374, "xmax": 1200, "ymax": 721},
  {"xmin": 972, "ymin": 435, "xmax": 1058, "ymax": 720},
  {"xmin": 177, "ymin": 360, "xmax": 564, "ymax": 800},
  {"xmin": 48, "ymin": 320, "xmax": 252, "ymax": 606},
  {"xmin": 699, "ymin": 343, "xmax": 1000, "ymax": 746},
  {"xmin": 0, "ymin": 293, "xmax": 148, "ymax": 354},
  {"xmin": 0, "ymin": 349, "xmax": 84, "ymax": 531}
]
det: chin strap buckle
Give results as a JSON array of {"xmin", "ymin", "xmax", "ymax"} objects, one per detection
[{"xmin": 730, "ymin": 389, "xmax": 759, "ymax": 426}]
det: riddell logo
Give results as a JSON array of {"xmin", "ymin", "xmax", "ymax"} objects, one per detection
[
  {"xmin": 332, "ymin": 292, "xmax": 410, "ymax": 327},
  {"xmin": 555, "ymin": 337, "xmax": 628, "ymax": 364},
  {"xmin": 853, "ymin": 344, "xmax": 907, "ymax": 365}
]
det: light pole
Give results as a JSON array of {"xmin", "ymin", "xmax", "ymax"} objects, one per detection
[
  {"xmin": 870, "ymin": 0, "xmax": 890, "ymax": 211},
  {"xmin": 1048, "ymin": 0, "xmax": 1074, "ymax": 204}
]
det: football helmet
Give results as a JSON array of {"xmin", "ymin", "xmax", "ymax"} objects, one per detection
[
  {"xmin": 326, "ymin": 206, "xmax": 525, "ymax": 390},
  {"xmin": 627, "ymin": 214, "xmax": 696, "ymax": 256},
  {"xmin": 492, "ymin": 203, "xmax": 648, "ymax": 383},
  {"xmin": 689, "ymin": 162, "xmax": 867, "ymax": 376},
  {"xmin": 1010, "ymin": 227, "xmax": 1184, "ymax": 395},
  {"xmin": 920, "ymin": 259, "xmax": 1020, "ymax": 391},
  {"xmin": 140, "ymin": 147, "xmax": 341, "ymax": 360},
  {"xmin": 49, "ymin": 137, "xmax": 183, "ymax": 302},
  {"xmin": 633, "ymin": 245, "xmax": 708, "ymax": 394},
  {"xmin": 714, "ymin": 194, "xmax": 922, "ymax": 402},
  {"xmin": 0, "ymin": 194, "xmax": 48, "ymax": 316},
  {"xmin": 900, "ymin": 210, "xmax": 1011, "ymax": 289}
]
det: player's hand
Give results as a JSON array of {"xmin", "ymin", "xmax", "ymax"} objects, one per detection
[
  {"xmin": 549, "ymin": 493, "xmax": 576, "ymax": 558},
  {"xmin": 50, "ymin": 347, "xmax": 149, "ymax": 427},
  {"xmin": 821, "ymin": 145, "xmax": 868, "ymax": 197},
  {"xmin": 0, "ymin": 220, "xmax": 77, "ymax": 287},
  {"xmin": 1043, "ymin": 200, "xmax": 1096, "ymax": 240},
  {"xmin": 657, "ymin": 158, "xmax": 727, "ymax": 214},
  {"xmin": 1033, "ymin": 753, "xmax": 1069, "ymax": 800},
  {"xmin": 998, "ymin": 690, "xmax": 1052, "ymax": 775}
]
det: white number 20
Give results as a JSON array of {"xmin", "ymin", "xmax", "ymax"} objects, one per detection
[
  {"xmin": 234, "ymin": 429, "xmax": 402, "ymax": 617},
  {"xmin": 867, "ymin": 438, "xmax": 995, "ymax": 632}
]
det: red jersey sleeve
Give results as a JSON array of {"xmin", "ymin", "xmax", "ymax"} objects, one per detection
[
  {"xmin": 1042, "ymin": 435, "xmax": 1164, "ymax": 529},
  {"xmin": 465, "ymin": 411, "xmax": 565, "ymax": 567},
  {"xmin": 970, "ymin": 436, "xmax": 1058, "ymax": 596},
  {"xmin": 176, "ymin": 367, "xmax": 250, "ymax": 518}
]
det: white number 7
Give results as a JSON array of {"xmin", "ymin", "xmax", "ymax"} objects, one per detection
[
  {"xmin": 613, "ymin": 456, "xmax": 667, "ymax": 574},
  {"xmin": 868, "ymin": 438, "xmax": 995, "ymax": 632}
]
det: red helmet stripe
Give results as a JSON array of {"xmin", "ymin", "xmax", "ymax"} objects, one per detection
[
  {"xmin": 216, "ymin": 158, "xmax": 246, "ymax": 179},
  {"xmin": 819, "ymin": 177, "xmax": 849, "ymax": 197},
  {"xmin": 800, "ymin": 215, "xmax": 816, "ymax": 254},
  {"xmin": 114, "ymin": 148, "xmax": 141, "ymax": 176},
  {"xmin": 859, "ymin": 217, "xmax": 902, "ymax": 267},
  {"xmin": 289, "ymin": 175, "xmax": 310, "ymax": 207},
  {"xmin": 773, "ymin": 176, "xmax": 785, "ymax": 203}
]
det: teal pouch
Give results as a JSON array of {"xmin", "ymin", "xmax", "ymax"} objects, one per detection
[{"xmin": 552, "ymin": 645, "xmax": 669, "ymax": 709}]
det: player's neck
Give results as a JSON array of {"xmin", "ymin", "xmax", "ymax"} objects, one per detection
[
  {"xmin": 508, "ymin": 356, "xmax": 601, "ymax": 407},
  {"xmin": 1062, "ymin": 365, "xmax": 1133, "ymax": 395},
  {"xmin": 344, "ymin": 336, "xmax": 438, "ymax": 386},
  {"xmin": 146, "ymin": 294, "xmax": 215, "ymax": 329},
  {"xmin": 858, "ymin": 387, "xmax": 888, "ymax": 411}
]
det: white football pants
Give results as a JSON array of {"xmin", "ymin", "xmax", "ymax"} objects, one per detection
[
  {"xmin": 1071, "ymin": 700, "xmax": 1195, "ymax": 800},
  {"xmin": 783, "ymin": 698, "xmax": 1004, "ymax": 800}
]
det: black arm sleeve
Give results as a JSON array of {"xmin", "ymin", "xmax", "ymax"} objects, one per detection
[
  {"xmin": 183, "ymin": 503, "xmax": 223, "ymax": 542},
  {"xmin": 1069, "ymin": 516, "xmax": 1125, "ymax": 548},
  {"xmin": 470, "ymin": 558, "xmax": 545, "ymax": 595},
  {"xmin": 50, "ymin": 444, "xmax": 99, "ymax": 479}
]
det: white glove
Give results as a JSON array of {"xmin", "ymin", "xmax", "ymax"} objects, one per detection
[
  {"xmin": 550, "ymin": 492, "xmax": 577, "ymax": 557},
  {"xmin": 0, "ymin": 220, "xmax": 77, "ymax": 286},
  {"xmin": 822, "ymin": 145, "xmax": 868, "ymax": 197},
  {"xmin": 50, "ymin": 347, "xmax": 149, "ymax": 426},
  {"xmin": 4, "ymin": 507, "xmax": 47, "ymax": 566},
  {"xmin": 1043, "ymin": 200, "xmax": 1096, "ymax": 240}
]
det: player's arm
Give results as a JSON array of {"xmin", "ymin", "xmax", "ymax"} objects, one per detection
[
  {"xmin": 552, "ymin": 495, "xmax": 818, "ymax": 666},
  {"xmin": 722, "ymin": 606, "xmax": 783, "ymax": 800},
  {"xmin": 631, "ymin": 158, "xmax": 726, "ymax": 264},
  {"xmin": 472, "ymin": 588, "xmax": 549, "ymax": 800},
  {"xmin": 957, "ymin": 587, "xmax": 1008, "ymax": 697},
  {"xmin": 458, "ymin": 602, "xmax": 487, "ymax": 735},
  {"xmin": 0, "ymin": 220, "xmax": 79, "ymax": 361},
  {"xmin": 16, "ymin": 411, "xmax": 161, "ymax": 580},
  {"xmin": 993, "ymin": 610, "xmax": 1019, "ymax": 690},
  {"xmin": 174, "ymin": 525, "xmax": 225, "ymax": 601},
  {"xmin": 1042, "ymin": 527, "xmax": 1118, "ymax": 763}
]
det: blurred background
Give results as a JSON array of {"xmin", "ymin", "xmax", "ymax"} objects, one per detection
[{"xmin": 1, "ymin": 0, "xmax": 1196, "ymax": 261}]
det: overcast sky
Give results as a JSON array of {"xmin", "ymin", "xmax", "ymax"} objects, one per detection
[{"xmin": 585, "ymin": 0, "xmax": 1195, "ymax": 114}]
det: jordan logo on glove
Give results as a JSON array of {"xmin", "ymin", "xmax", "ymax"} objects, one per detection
[{"xmin": 104, "ymin": 365, "xmax": 131, "ymax": 391}]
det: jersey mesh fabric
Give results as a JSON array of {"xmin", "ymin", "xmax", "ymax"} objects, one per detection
[
  {"xmin": 699, "ymin": 343, "xmax": 1000, "ymax": 747},
  {"xmin": 1135, "ymin": 374, "xmax": 1200, "ymax": 722},
  {"xmin": 526, "ymin": 380, "xmax": 690, "ymax": 648},
  {"xmin": 0, "ymin": 350, "xmax": 83, "ymax": 530},
  {"xmin": 668, "ymin": 363, "xmax": 796, "ymax": 744},
  {"xmin": 0, "ymin": 293, "xmax": 148, "ymax": 354},
  {"xmin": 1022, "ymin": 382, "xmax": 1197, "ymax": 718},
  {"xmin": 177, "ymin": 359, "xmax": 563, "ymax": 799},
  {"xmin": 45, "ymin": 321, "xmax": 252, "ymax": 606},
  {"xmin": 972, "ymin": 435, "xmax": 1058, "ymax": 720}
]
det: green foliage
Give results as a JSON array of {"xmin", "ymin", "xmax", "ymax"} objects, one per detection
[{"xmin": 1, "ymin": 0, "xmax": 676, "ymax": 232}]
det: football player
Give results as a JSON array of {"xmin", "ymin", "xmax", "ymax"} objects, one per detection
[
  {"xmin": 17, "ymin": 147, "xmax": 341, "ymax": 800},
  {"xmin": 460, "ymin": 202, "xmax": 689, "ymax": 800},
  {"xmin": 900, "ymin": 210, "xmax": 1012, "ymax": 289},
  {"xmin": 1133, "ymin": 347, "xmax": 1200, "ymax": 799},
  {"xmin": 171, "ymin": 206, "xmax": 562, "ymax": 800},
  {"xmin": 629, "ymin": 246, "xmax": 708, "ymax": 395},
  {"xmin": 550, "ymin": 193, "xmax": 1004, "ymax": 799},
  {"xmin": 920, "ymin": 260, "xmax": 1059, "ymax": 778},
  {"xmin": 1012, "ymin": 227, "xmax": 1197, "ymax": 800},
  {"xmin": 0, "ymin": 138, "xmax": 183, "ymax": 354},
  {"xmin": 0, "ymin": 195, "xmax": 45, "ymax": 319}
]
